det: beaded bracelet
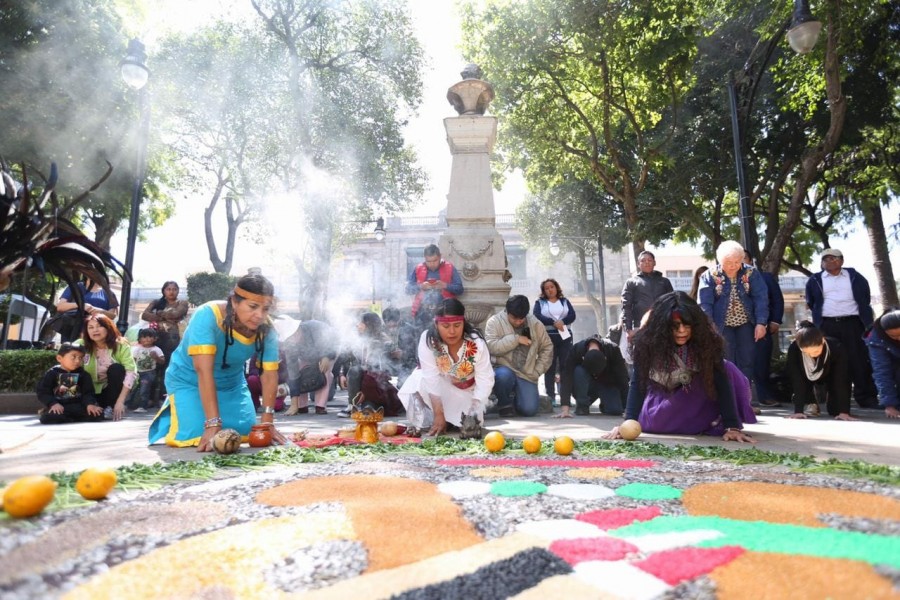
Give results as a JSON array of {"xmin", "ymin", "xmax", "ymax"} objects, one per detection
[{"xmin": 204, "ymin": 417, "xmax": 223, "ymax": 429}]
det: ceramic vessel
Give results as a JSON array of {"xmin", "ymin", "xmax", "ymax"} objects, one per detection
[{"xmin": 248, "ymin": 423, "xmax": 273, "ymax": 447}]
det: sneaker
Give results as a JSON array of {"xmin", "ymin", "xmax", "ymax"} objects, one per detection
[
  {"xmin": 759, "ymin": 398, "xmax": 781, "ymax": 407},
  {"xmin": 804, "ymin": 403, "xmax": 820, "ymax": 417},
  {"xmin": 498, "ymin": 406, "xmax": 516, "ymax": 418},
  {"xmin": 133, "ymin": 407, "xmax": 147, "ymax": 413},
  {"xmin": 574, "ymin": 407, "xmax": 590, "ymax": 416},
  {"xmin": 103, "ymin": 406, "xmax": 113, "ymax": 420},
  {"xmin": 337, "ymin": 407, "xmax": 352, "ymax": 418}
]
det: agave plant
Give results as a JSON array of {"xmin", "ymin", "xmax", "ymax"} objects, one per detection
[{"xmin": 0, "ymin": 160, "xmax": 128, "ymax": 309}]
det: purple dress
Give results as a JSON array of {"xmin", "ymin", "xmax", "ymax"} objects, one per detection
[{"xmin": 637, "ymin": 360, "xmax": 756, "ymax": 436}]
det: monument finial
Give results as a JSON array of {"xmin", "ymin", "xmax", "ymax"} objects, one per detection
[{"xmin": 447, "ymin": 64, "xmax": 494, "ymax": 115}]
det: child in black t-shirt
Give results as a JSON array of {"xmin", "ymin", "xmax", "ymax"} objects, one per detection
[{"xmin": 35, "ymin": 343, "xmax": 104, "ymax": 424}]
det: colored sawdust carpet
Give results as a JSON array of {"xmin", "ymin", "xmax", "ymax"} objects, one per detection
[{"xmin": 1, "ymin": 448, "xmax": 899, "ymax": 599}]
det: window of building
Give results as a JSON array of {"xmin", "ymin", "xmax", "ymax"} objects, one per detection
[
  {"xmin": 665, "ymin": 270, "xmax": 694, "ymax": 279},
  {"xmin": 506, "ymin": 246, "xmax": 527, "ymax": 280},
  {"xmin": 406, "ymin": 247, "xmax": 425, "ymax": 279}
]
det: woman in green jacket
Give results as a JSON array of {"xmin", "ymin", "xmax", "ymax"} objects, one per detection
[{"xmin": 77, "ymin": 315, "xmax": 137, "ymax": 421}]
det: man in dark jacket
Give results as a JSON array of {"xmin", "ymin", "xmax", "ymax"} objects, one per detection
[
  {"xmin": 621, "ymin": 251, "xmax": 673, "ymax": 341},
  {"xmin": 804, "ymin": 248, "xmax": 878, "ymax": 408},
  {"xmin": 556, "ymin": 335, "xmax": 629, "ymax": 417},
  {"xmin": 745, "ymin": 251, "xmax": 784, "ymax": 406}
]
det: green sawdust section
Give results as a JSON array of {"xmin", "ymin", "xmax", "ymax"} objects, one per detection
[
  {"xmin": 2, "ymin": 438, "xmax": 898, "ymax": 516},
  {"xmin": 615, "ymin": 482, "xmax": 683, "ymax": 500},
  {"xmin": 612, "ymin": 515, "xmax": 900, "ymax": 568}
]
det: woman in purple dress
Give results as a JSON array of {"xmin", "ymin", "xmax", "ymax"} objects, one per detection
[{"xmin": 605, "ymin": 291, "xmax": 756, "ymax": 443}]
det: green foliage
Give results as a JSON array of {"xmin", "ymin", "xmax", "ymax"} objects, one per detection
[
  {"xmin": 0, "ymin": 350, "xmax": 57, "ymax": 392},
  {"xmin": 460, "ymin": 0, "xmax": 708, "ymax": 248},
  {"xmin": 0, "ymin": 0, "xmax": 174, "ymax": 249},
  {"xmin": 185, "ymin": 272, "xmax": 236, "ymax": 306}
]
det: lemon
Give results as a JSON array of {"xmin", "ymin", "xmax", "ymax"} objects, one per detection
[
  {"xmin": 75, "ymin": 468, "xmax": 118, "ymax": 501},
  {"xmin": 522, "ymin": 435, "xmax": 542, "ymax": 454},
  {"xmin": 2, "ymin": 475, "xmax": 58, "ymax": 518},
  {"xmin": 554, "ymin": 436, "xmax": 575, "ymax": 456},
  {"xmin": 484, "ymin": 431, "xmax": 506, "ymax": 453}
]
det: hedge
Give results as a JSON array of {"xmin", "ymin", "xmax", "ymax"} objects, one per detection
[{"xmin": 0, "ymin": 349, "xmax": 57, "ymax": 392}]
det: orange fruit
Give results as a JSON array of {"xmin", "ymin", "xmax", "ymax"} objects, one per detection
[
  {"xmin": 2, "ymin": 475, "xmax": 58, "ymax": 518},
  {"xmin": 75, "ymin": 468, "xmax": 118, "ymax": 501},
  {"xmin": 484, "ymin": 431, "xmax": 506, "ymax": 453},
  {"xmin": 619, "ymin": 419, "xmax": 642, "ymax": 441},
  {"xmin": 522, "ymin": 435, "xmax": 542, "ymax": 454},
  {"xmin": 554, "ymin": 436, "xmax": 575, "ymax": 456}
]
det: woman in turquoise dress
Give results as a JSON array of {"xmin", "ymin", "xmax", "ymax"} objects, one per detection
[{"xmin": 149, "ymin": 274, "xmax": 287, "ymax": 451}]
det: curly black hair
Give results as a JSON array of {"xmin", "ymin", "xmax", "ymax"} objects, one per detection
[{"xmin": 631, "ymin": 291, "xmax": 725, "ymax": 398}]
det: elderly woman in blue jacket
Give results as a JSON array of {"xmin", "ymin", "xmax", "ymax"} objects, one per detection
[
  {"xmin": 698, "ymin": 241, "xmax": 769, "ymax": 400},
  {"xmin": 865, "ymin": 307, "xmax": 900, "ymax": 419}
]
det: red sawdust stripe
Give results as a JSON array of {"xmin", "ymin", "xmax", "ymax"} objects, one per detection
[
  {"xmin": 711, "ymin": 552, "xmax": 899, "ymax": 600},
  {"xmin": 256, "ymin": 475, "xmax": 482, "ymax": 572},
  {"xmin": 682, "ymin": 482, "xmax": 900, "ymax": 527},
  {"xmin": 439, "ymin": 458, "xmax": 656, "ymax": 468}
]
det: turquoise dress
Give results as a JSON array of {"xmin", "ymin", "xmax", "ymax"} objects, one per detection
[{"xmin": 148, "ymin": 302, "xmax": 279, "ymax": 447}]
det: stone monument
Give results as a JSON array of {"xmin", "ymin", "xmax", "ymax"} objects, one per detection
[{"xmin": 440, "ymin": 64, "xmax": 511, "ymax": 326}]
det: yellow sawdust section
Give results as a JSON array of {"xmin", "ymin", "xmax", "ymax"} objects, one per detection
[
  {"xmin": 682, "ymin": 482, "xmax": 900, "ymax": 526},
  {"xmin": 565, "ymin": 467, "xmax": 624, "ymax": 480},
  {"xmin": 300, "ymin": 532, "xmax": 550, "ymax": 600},
  {"xmin": 509, "ymin": 574, "xmax": 622, "ymax": 600},
  {"xmin": 62, "ymin": 513, "xmax": 352, "ymax": 600},
  {"xmin": 0, "ymin": 501, "xmax": 227, "ymax": 586},
  {"xmin": 470, "ymin": 467, "xmax": 525, "ymax": 478},
  {"xmin": 256, "ymin": 475, "xmax": 483, "ymax": 572},
  {"xmin": 712, "ymin": 552, "xmax": 899, "ymax": 600}
]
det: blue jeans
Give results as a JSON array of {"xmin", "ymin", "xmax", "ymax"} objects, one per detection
[
  {"xmin": 492, "ymin": 366, "xmax": 540, "ymax": 417},
  {"xmin": 722, "ymin": 323, "xmax": 756, "ymax": 386},
  {"xmin": 573, "ymin": 365, "xmax": 623, "ymax": 414},
  {"xmin": 137, "ymin": 370, "xmax": 157, "ymax": 409}
]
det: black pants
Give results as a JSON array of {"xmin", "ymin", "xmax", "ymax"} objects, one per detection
[
  {"xmin": 544, "ymin": 334, "xmax": 573, "ymax": 400},
  {"xmin": 96, "ymin": 363, "xmax": 126, "ymax": 409},
  {"xmin": 39, "ymin": 403, "xmax": 105, "ymax": 424},
  {"xmin": 820, "ymin": 317, "xmax": 877, "ymax": 407}
]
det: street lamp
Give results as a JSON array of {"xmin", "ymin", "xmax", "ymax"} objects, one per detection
[
  {"xmin": 549, "ymin": 232, "xmax": 608, "ymax": 331},
  {"xmin": 373, "ymin": 217, "xmax": 386, "ymax": 242},
  {"xmin": 727, "ymin": 0, "xmax": 820, "ymax": 259},
  {"xmin": 117, "ymin": 38, "xmax": 150, "ymax": 334}
]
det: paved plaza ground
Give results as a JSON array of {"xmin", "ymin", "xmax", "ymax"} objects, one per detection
[{"xmin": 2, "ymin": 390, "xmax": 898, "ymax": 480}]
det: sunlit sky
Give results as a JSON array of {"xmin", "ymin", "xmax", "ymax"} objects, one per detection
[{"xmin": 113, "ymin": 1, "xmax": 897, "ymax": 292}]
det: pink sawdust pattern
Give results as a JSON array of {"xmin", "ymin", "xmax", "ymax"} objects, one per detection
[
  {"xmin": 634, "ymin": 546, "xmax": 746, "ymax": 585},
  {"xmin": 437, "ymin": 458, "xmax": 657, "ymax": 468},
  {"xmin": 577, "ymin": 506, "xmax": 664, "ymax": 530},
  {"xmin": 550, "ymin": 537, "xmax": 640, "ymax": 565}
]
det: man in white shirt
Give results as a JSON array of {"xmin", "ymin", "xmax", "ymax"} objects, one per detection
[{"xmin": 804, "ymin": 248, "xmax": 878, "ymax": 408}]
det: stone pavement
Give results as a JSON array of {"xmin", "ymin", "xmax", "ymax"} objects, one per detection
[{"xmin": 1, "ymin": 392, "xmax": 898, "ymax": 481}]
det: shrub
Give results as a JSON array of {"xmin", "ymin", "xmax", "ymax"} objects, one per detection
[
  {"xmin": 0, "ymin": 350, "xmax": 57, "ymax": 392},
  {"xmin": 186, "ymin": 272, "xmax": 236, "ymax": 306}
]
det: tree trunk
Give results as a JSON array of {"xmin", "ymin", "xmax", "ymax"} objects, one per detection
[
  {"xmin": 862, "ymin": 200, "xmax": 899, "ymax": 308},
  {"xmin": 762, "ymin": 5, "xmax": 847, "ymax": 274}
]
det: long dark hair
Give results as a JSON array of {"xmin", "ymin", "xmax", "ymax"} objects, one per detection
[
  {"xmin": 81, "ymin": 314, "xmax": 123, "ymax": 354},
  {"xmin": 221, "ymin": 274, "xmax": 274, "ymax": 369},
  {"xmin": 151, "ymin": 281, "xmax": 179, "ymax": 311},
  {"xmin": 425, "ymin": 298, "xmax": 483, "ymax": 349},
  {"xmin": 631, "ymin": 291, "xmax": 724, "ymax": 398},
  {"xmin": 360, "ymin": 312, "xmax": 384, "ymax": 337}
]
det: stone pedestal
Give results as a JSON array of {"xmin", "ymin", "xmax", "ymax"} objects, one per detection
[{"xmin": 440, "ymin": 71, "xmax": 510, "ymax": 327}]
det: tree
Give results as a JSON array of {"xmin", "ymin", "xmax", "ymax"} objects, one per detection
[
  {"xmin": 250, "ymin": 0, "xmax": 427, "ymax": 318},
  {"xmin": 0, "ymin": 0, "xmax": 174, "ymax": 250},
  {"xmin": 460, "ymin": 0, "xmax": 707, "ymax": 259}
]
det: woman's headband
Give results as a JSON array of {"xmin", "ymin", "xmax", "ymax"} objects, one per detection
[
  {"xmin": 233, "ymin": 286, "xmax": 273, "ymax": 305},
  {"xmin": 434, "ymin": 315, "xmax": 465, "ymax": 323}
]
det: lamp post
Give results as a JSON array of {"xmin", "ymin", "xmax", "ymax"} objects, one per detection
[
  {"xmin": 117, "ymin": 38, "xmax": 151, "ymax": 334},
  {"xmin": 727, "ymin": 0, "xmax": 820, "ymax": 260},
  {"xmin": 549, "ymin": 232, "xmax": 607, "ymax": 331}
]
